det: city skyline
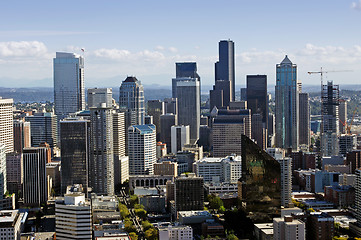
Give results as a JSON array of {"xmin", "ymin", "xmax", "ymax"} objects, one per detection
[{"xmin": 1, "ymin": 1, "xmax": 361, "ymax": 87}]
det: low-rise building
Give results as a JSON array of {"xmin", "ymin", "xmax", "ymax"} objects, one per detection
[
  {"xmin": 0, "ymin": 210, "xmax": 26, "ymax": 240},
  {"xmin": 204, "ymin": 183, "xmax": 238, "ymax": 196},
  {"xmin": 273, "ymin": 215, "xmax": 305, "ymax": 240},
  {"xmin": 154, "ymin": 161, "xmax": 178, "ymax": 177},
  {"xmin": 324, "ymin": 185, "xmax": 355, "ymax": 207},
  {"xmin": 307, "ymin": 212, "xmax": 334, "ymax": 240},
  {"xmin": 139, "ymin": 195, "xmax": 166, "ymax": 213},
  {"xmin": 158, "ymin": 224, "xmax": 193, "ymax": 240},
  {"xmin": 55, "ymin": 192, "xmax": 92, "ymax": 240},
  {"xmin": 178, "ymin": 210, "xmax": 212, "ymax": 225},
  {"xmin": 194, "ymin": 155, "xmax": 241, "ymax": 183}
]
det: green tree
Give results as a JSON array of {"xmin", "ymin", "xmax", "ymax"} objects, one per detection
[
  {"xmin": 124, "ymin": 218, "xmax": 137, "ymax": 233},
  {"xmin": 129, "ymin": 232, "xmax": 138, "ymax": 240},
  {"xmin": 219, "ymin": 205, "xmax": 226, "ymax": 213},
  {"xmin": 142, "ymin": 220, "xmax": 153, "ymax": 231},
  {"xmin": 208, "ymin": 195, "xmax": 223, "ymax": 209},
  {"xmin": 145, "ymin": 228, "xmax": 158, "ymax": 240},
  {"xmin": 134, "ymin": 203, "xmax": 144, "ymax": 210},
  {"xmin": 227, "ymin": 234, "xmax": 239, "ymax": 240},
  {"xmin": 119, "ymin": 203, "xmax": 130, "ymax": 219},
  {"xmin": 130, "ymin": 195, "xmax": 139, "ymax": 207},
  {"xmin": 134, "ymin": 208, "xmax": 147, "ymax": 220}
]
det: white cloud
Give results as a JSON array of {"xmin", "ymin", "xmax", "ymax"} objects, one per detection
[
  {"xmin": 92, "ymin": 48, "xmax": 165, "ymax": 62},
  {"xmin": 93, "ymin": 48, "xmax": 131, "ymax": 59},
  {"xmin": 168, "ymin": 47, "xmax": 178, "ymax": 53},
  {"xmin": 0, "ymin": 41, "xmax": 48, "ymax": 58},
  {"xmin": 155, "ymin": 46, "xmax": 165, "ymax": 51},
  {"xmin": 351, "ymin": 0, "xmax": 361, "ymax": 10},
  {"xmin": 237, "ymin": 49, "xmax": 284, "ymax": 64}
]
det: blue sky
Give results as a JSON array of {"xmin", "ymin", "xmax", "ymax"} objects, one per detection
[{"xmin": 1, "ymin": 0, "xmax": 361, "ymax": 89}]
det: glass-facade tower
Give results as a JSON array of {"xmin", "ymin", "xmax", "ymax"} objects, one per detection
[
  {"xmin": 275, "ymin": 55, "xmax": 299, "ymax": 150},
  {"xmin": 54, "ymin": 52, "xmax": 85, "ymax": 120},
  {"xmin": 240, "ymin": 135, "xmax": 281, "ymax": 223}
]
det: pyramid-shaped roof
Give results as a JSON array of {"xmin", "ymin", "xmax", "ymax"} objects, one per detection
[{"xmin": 281, "ymin": 55, "xmax": 292, "ymax": 65}]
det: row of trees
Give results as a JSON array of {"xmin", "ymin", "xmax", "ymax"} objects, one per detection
[{"xmin": 119, "ymin": 198, "xmax": 158, "ymax": 240}]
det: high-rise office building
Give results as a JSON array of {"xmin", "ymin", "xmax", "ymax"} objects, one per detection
[
  {"xmin": 339, "ymin": 99, "xmax": 347, "ymax": 134},
  {"xmin": 6, "ymin": 152, "xmax": 22, "ymax": 194},
  {"xmin": 275, "ymin": 55, "xmax": 299, "ymax": 150},
  {"xmin": 54, "ymin": 52, "xmax": 85, "ymax": 120},
  {"xmin": 240, "ymin": 135, "xmax": 281, "ymax": 222},
  {"xmin": 89, "ymin": 107, "xmax": 114, "ymax": 195},
  {"xmin": 87, "ymin": 88, "xmax": 112, "ymax": 108},
  {"xmin": 25, "ymin": 112, "xmax": 58, "ymax": 148},
  {"xmin": 247, "ymin": 75, "xmax": 268, "ymax": 128},
  {"xmin": 247, "ymin": 75, "xmax": 268, "ymax": 149},
  {"xmin": 321, "ymin": 81, "xmax": 339, "ymax": 157},
  {"xmin": 175, "ymin": 173, "xmax": 204, "ymax": 212},
  {"xmin": 209, "ymin": 80, "xmax": 230, "ymax": 110},
  {"xmin": 60, "ymin": 119, "xmax": 90, "ymax": 193},
  {"xmin": 128, "ymin": 125, "xmax": 156, "ymax": 175},
  {"xmin": 147, "ymin": 100, "xmax": 165, "ymax": 140},
  {"xmin": 215, "ymin": 40, "xmax": 235, "ymax": 103},
  {"xmin": 13, "ymin": 120, "xmax": 31, "ymax": 153},
  {"xmin": 173, "ymin": 62, "xmax": 200, "ymax": 98},
  {"xmin": 0, "ymin": 98, "xmax": 14, "ymax": 154},
  {"xmin": 211, "ymin": 108, "xmax": 251, "ymax": 157},
  {"xmin": 176, "ymin": 78, "xmax": 200, "ymax": 142},
  {"xmin": 299, "ymin": 92, "xmax": 310, "ymax": 147},
  {"xmin": 23, "ymin": 147, "xmax": 48, "ymax": 206},
  {"xmin": 119, "ymin": 76, "xmax": 145, "ymax": 129},
  {"xmin": 171, "ymin": 125, "xmax": 190, "ymax": 154},
  {"xmin": 160, "ymin": 114, "xmax": 177, "ymax": 153}
]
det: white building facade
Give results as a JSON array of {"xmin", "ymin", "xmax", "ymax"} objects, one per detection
[{"xmin": 55, "ymin": 193, "xmax": 92, "ymax": 240}]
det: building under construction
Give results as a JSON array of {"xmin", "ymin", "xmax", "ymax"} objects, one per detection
[{"xmin": 321, "ymin": 81, "xmax": 340, "ymax": 156}]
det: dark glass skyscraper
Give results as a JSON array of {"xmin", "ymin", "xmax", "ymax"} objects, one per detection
[
  {"xmin": 215, "ymin": 40, "xmax": 235, "ymax": 103},
  {"xmin": 247, "ymin": 75, "xmax": 268, "ymax": 149},
  {"xmin": 247, "ymin": 75, "xmax": 268, "ymax": 127},
  {"xmin": 240, "ymin": 135, "xmax": 281, "ymax": 223},
  {"xmin": 60, "ymin": 119, "xmax": 90, "ymax": 193}
]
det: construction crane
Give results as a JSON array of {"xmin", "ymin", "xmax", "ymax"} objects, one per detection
[
  {"xmin": 307, "ymin": 67, "xmax": 353, "ymax": 84},
  {"xmin": 346, "ymin": 109, "xmax": 357, "ymax": 135}
]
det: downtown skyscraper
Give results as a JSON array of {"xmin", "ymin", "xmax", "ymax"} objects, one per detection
[
  {"xmin": 53, "ymin": 52, "xmax": 85, "ymax": 120},
  {"xmin": 275, "ymin": 55, "xmax": 299, "ymax": 150},
  {"xmin": 173, "ymin": 63, "xmax": 200, "ymax": 142},
  {"xmin": 119, "ymin": 76, "xmax": 145, "ymax": 129},
  {"xmin": 210, "ymin": 40, "xmax": 235, "ymax": 109},
  {"xmin": 89, "ymin": 106, "xmax": 114, "ymax": 195},
  {"xmin": 321, "ymin": 81, "xmax": 340, "ymax": 156},
  {"xmin": 247, "ymin": 75, "xmax": 268, "ymax": 149}
]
